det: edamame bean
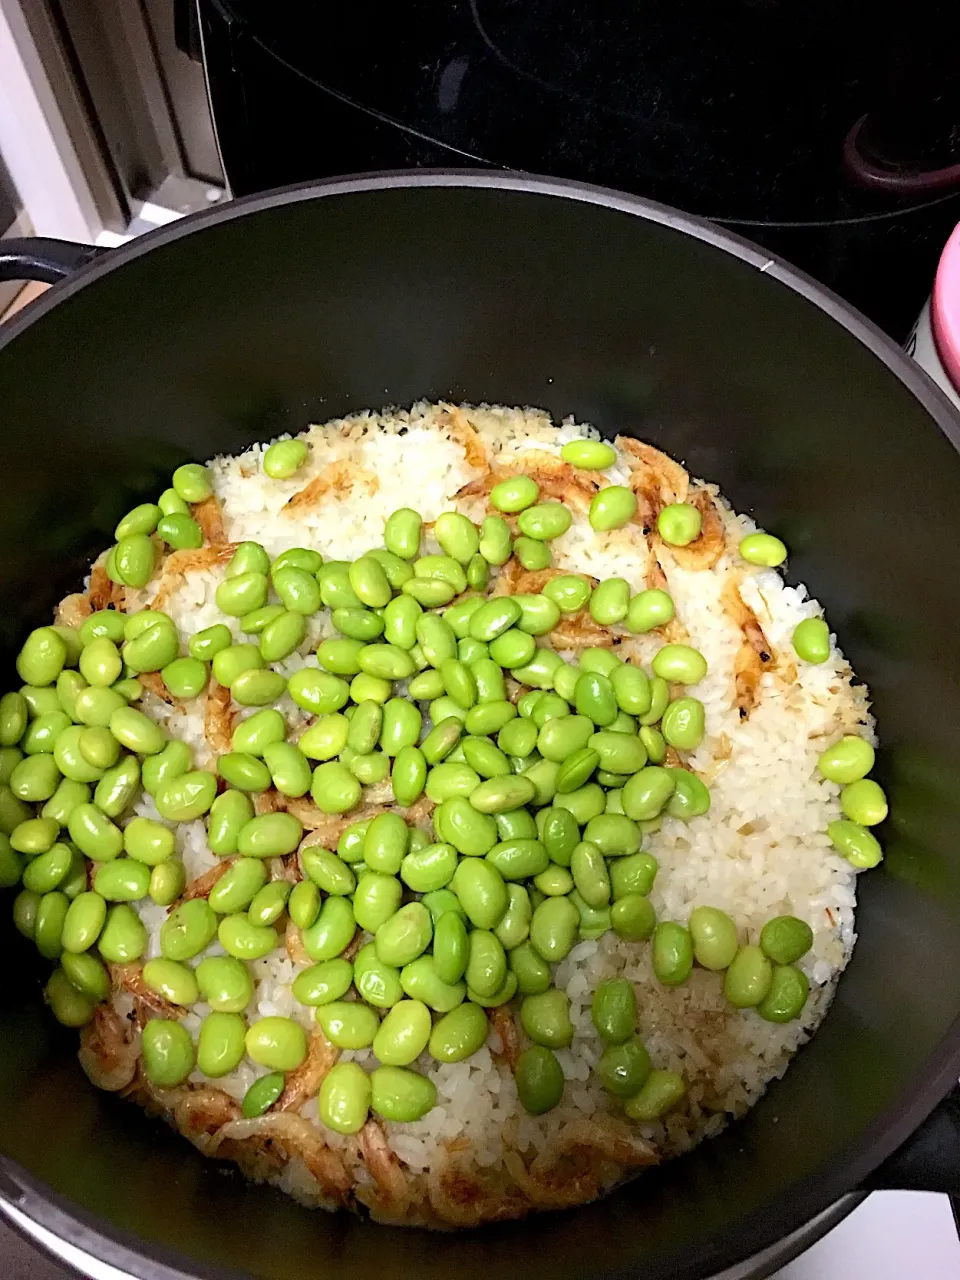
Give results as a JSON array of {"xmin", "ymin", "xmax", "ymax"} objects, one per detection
[
  {"xmin": 580, "ymin": 814, "xmax": 640, "ymax": 858},
  {"xmin": 595, "ymin": 1036, "xmax": 653, "ymax": 1099},
  {"xmin": 0, "ymin": 692, "xmax": 29, "ymax": 747},
  {"xmin": 818, "ymin": 736, "xmax": 875, "ymax": 784},
  {"xmin": 189, "ymin": 624, "xmax": 233, "ymax": 662},
  {"xmin": 235, "ymin": 812, "xmax": 303, "ymax": 858},
  {"xmin": 739, "ymin": 532, "xmax": 787, "ymax": 567},
  {"xmin": 793, "ymin": 617, "xmax": 830, "ymax": 664},
  {"xmin": 515, "ymin": 1045, "xmax": 565, "ymax": 1116},
  {"xmin": 625, "ymin": 589, "xmax": 676, "ymax": 635},
  {"xmin": 286, "ymin": 669, "xmax": 349, "ymax": 716},
  {"xmin": 288, "ymin": 880, "xmax": 321, "ymax": 931},
  {"xmin": 724, "ymin": 945, "xmax": 773, "ymax": 1007},
  {"xmin": 574, "ymin": 671, "xmax": 617, "ymax": 726},
  {"xmin": 372, "ymin": 999, "xmax": 432, "ymax": 1066},
  {"xmin": 520, "ymin": 988, "xmax": 573, "ymax": 1048},
  {"xmin": 122, "ymin": 622, "xmax": 180, "ymax": 675},
  {"xmin": 588, "ymin": 731, "xmax": 647, "ymax": 776},
  {"xmin": 291, "ymin": 958, "xmax": 354, "ymax": 1007},
  {"xmin": 529, "ymin": 895, "xmax": 578, "ymax": 963},
  {"xmin": 571, "ymin": 841, "xmax": 611, "ymax": 907},
  {"xmin": 610, "ymin": 851, "xmax": 658, "ymax": 900},
  {"xmin": 469, "ymin": 774, "xmax": 536, "ymax": 814},
  {"xmin": 561, "ymin": 438, "xmax": 616, "ymax": 469},
  {"xmin": 245, "ymin": 1016, "xmax": 307, "ymax": 1071},
  {"xmin": 154, "ymin": 770, "xmax": 217, "ymax": 822},
  {"xmin": 653, "ymin": 921, "xmax": 693, "ymax": 986},
  {"xmin": 382, "ymin": 595, "xmax": 420, "ymax": 652},
  {"xmin": 384, "ymin": 507, "xmax": 423, "ymax": 559},
  {"xmin": 757, "ymin": 965, "xmax": 809, "ymax": 1022},
  {"xmin": 17, "ymin": 629, "xmax": 67, "ymax": 687},
  {"xmin": 79, "ymin": 637, "xmax": 123, "ymax": 689},
  {"xmin": 760, "ymin": 915, "xmax": 813, "ymax": 965},
  {"xmin": 231, "ymin": 709, "xmax": 286, "ymax": 757},
  {"xmin": 537, "ymin": 714, "xmax": 592, "ymax": 764},
  {"xmin": 351, "ymin": 873, "xmax": 401, "ymax": 936},
  {"xmin": 370, "ymin": 1064, "xmax": 436, "ymax": 1123},
  {"xmin": 10, "ymin": 815, "xmax": 58, "ymax": 855},
  {"xmin": 66, "ymin": 803, "xmax": 121, "ymax": 861},
  {"xmin": 375, "ymin": 902, "xmax": 433, "ymax": 968},
  {"xmin": 316, "ymin": 1061, "xmax": 372, "ymax": 1135},
  {"xmin": 208, "ymin": 858, "xmax": 268, "ymax": 914},
  {"xmin": 196, "ymin": 955, "xmax": 253, "ymax": 1012},
  {"xmin": 263, "ymin": 437, "xmax": 309, "ymax": 478},
  {"xmin": 148, "ymin": 861, "xmax": 185, "ymax": 907},
  {"xmin": 379, "ymin": 698, "xmax": 422, "ymax": 758},
  {"xmin": 241, "ymin": 1073, "xmax": 285, "ymax": 1118},
  {"xmin": 9, "ymin": 757, "xmax": 61, "ymax": 804},
  {"xmin": 553, "ymin": 782, "xmax": 606, "ymax": 824},
  {"xmin": 463, "ymin": 928, "xmax": 506, "ymax": 998},
  {"xmin": 171, "ymin": 462, "xmax": 212, "ymax": 503},
  {"xmin": 218, "ymin": 913, "xmax": 278, "ymax": 959},
  {"xmin": 20, "ymin": 843, "xmax": 70, "ymax": 894},
  {"xmin": 840, "ymin": 778, "xmax": 888, "ymax": 826},
  {"xmin": 306, "ymin": 759, "xmax": 359, "ymax": 812},
  {"xmin": 436, "ymin": 796, "xmax": 499, "ymax": 857},
  {"xmin": 142, "ymin": 957, "xmax": 199, "ymax": 1006},
  {"xmin": 657, "ymin": 502, "xmax": 701, "ymax": 546},
  {"xmin": 91, "ymin": 756, "xmax": 139, "ymax": 819},
  {"xmin": 258, "ymin": 741, "xmax": 310, "ymax": 798},
  {"xmin": 302, "ymin": 895, "xmax": 356, "ymax": 962},
  {"xmin": 621, "ymin": 766, "xmax": 675, "ymax": 821},
  {"xmin": 228, "ymin": 541, "xmax": 271, "ymax": 578},
  {"xmin": 486, "ymin": 838, "xmax": 549, "ymax": 881},
  {"xmin": 452, "ymin": 858, "xmax": 508, "ymax": 930},
  {"xmin": 93, "ymin": 858, "xmax": 151, "ymax": 902},
  {"xmin": 108, "ymin": 706, "xmax": 166, "ymax": 756},
  {"xmin": 206, "ymin": 790, "xmax": 254, "ymax": 856},
  {"xmin": 651, "ymin": 644, "xmax": 707, "ymax": 686},
  {"xmin": 97, "ymin": 902, "xmax": 146, "ymax": 962},
  {"xmin": 827, "ymin": 819, "xmax": 883, "ymax": 869},
  {"xmin": 589, "ymin": 484, "xmax": 638, "ymax": 531},
  {"xmin": 688, "ymin": 906, "xmax": 739, "ymax": 970},
  {"xmin": 316, "ymin": 1000, "xmax": 380, "ymax": 1049},
  {"xmin": 427, "ymin": 1001, "xmax": 488, "ymax": 1065},
  {"xmin": 517, "ymin": 502, "xmax": 572, "ymax": 541},
  {"xmin": 625, "ymin": 1068, "xmax": 687, "ymax": 1120},
  {"xmin": 665, "ymin": 770, "xmax": 711, "ymax": 820},
  {"xmin": 75, "ymin": 727, "xmax": 119, "ymax": 771},
  {"xmin": 433, "ymin": 511, "xmax": 479, "ymax": 565},
  {"xmin": 216, "ymin": 752, "xmax": 271, "ymax": 793},
  {"xmin": 141, "ymin": 1018, "xmax": 196, "ymax": 1087},
  {"xmin": 661, "ymin": 697, "xmax": 705, "ymax": 751},
  {"xmin": 592, "ymin": 978, "xmax": 636, "ymax": 1044},
  {"xmin": 59, "ymin": 952, "xmax": 110, "ymax": 1004},
  {"xmin": 160, "ymin": 898, "xmax": 217, "ymax": 961},
  {"xmin": 498, "ymin": 717, "xmax": 538, "ymax": 760},
  {"xmin": 0, "ymin": 835, "xmax": 22, "ymax": 890},
  {"xmin": 350, "ymin": 673, "xmax": 392, "ymax": 705}
]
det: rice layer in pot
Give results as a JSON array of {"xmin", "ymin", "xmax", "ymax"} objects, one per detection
[{"xmin": 51, "ymin": 403, "xmax": 873, "ymax": 1226}]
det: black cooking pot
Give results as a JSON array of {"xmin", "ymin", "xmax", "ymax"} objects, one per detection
[{"xmin": 2, "ymin": 172, "xmax": 960, "ymax": 1280}]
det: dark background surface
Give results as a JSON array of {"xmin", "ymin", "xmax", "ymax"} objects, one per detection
[
  {"xmin": 199, "ymin": 0, "xmax": 960, "ymax": 340},
  {"xmin": 1, "ymin": 1220, "xmax": 70, "ymax": 1278}
]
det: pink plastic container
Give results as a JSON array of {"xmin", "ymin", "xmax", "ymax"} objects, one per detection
[{"xmin": 908, "ymin": 221, "xmax": 960, "ymax": 408}]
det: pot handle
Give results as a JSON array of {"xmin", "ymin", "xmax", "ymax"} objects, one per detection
[
  {"xmin": 866, "ymin": 1086, "xmax": 960, "ymax": 1193},
  {"xmin": 0, "ymin": 238, "xmax": 108, "ymax": 285}
]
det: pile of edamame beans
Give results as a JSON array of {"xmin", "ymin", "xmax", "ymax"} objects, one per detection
[{"xmin": 0, "ymin": 434, "xmax": 887, "ymax": 1139}]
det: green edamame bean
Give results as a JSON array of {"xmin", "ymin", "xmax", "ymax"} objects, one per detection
[
  {"xmin": 55, "ymin": 670, "xmax": 86, "ymax": 721},
  {"xmin": 638, "ymin": 677, "xmax": 671, "ymax": 727},
  {"xmin": 154, "ymin": 770, "xmax": 217, "ymax": 822},
  {"xmin": 355, "ymin": 643, "xmax": 416, "ymax": 681},
  {"xmin": 515, "ymin": 1044, "xmax": 565, "ymax": 1116},
  {"xmin": 505, "ymin": 939, "xmax": 549, "ymax": 995},
  {"xmin": 172, "ymin": 462, "xmax": 212, "ymax": 503},
  {"xmin": 371, "ymin": 1064, "xmax": 437, "ymax": 1123},
  {"xmin": 21, "ymin": 843, "xmax": 71, "ymax": 894},
  {"xmin": 439, "ymin": 657, "xmax": 477, "ymax": 709},
  {"xmin": 263, "ymin": 437, "xmax": 309, "ymax": 478},
  {"xmin": 426, "ymin": 762, "xmax": 481, "ymax": 805},
  {"xmin": 375, "ymin": 902, "xmax": 433, "ymax": 967},
  {"xmin": 316, "ymin": 637, "xmax": 369, "ymax": 680},
  {"xmin": 59, "ymin": 952, "xmax": 110, "ymax": 1004},
  {"xmin": 91, "ymin": 756, "xmax": 139, "ymax": 819},
  {"xmin": 344, "ymin": 557, "xmax": 391, "ymax": 609},
  {"xmin": 316, "ymin": 1061, "xmax": 372, "ymax": 1135},
  {"xmin": 297, "ymin": 714, "xmax": 349, "ymax": 762},
  {"xmin": 230, "ymin": 668, "xmax": 287, "ymax": 707},
  {"xmin": 382, "ymin": 595, "xmax": 421, "ymax": 651},
  {"xmin": 435, "ymin": 511, "xmax": 480, "ymax": 564},
  {"xmin": 475, "ymin": 515, "xmax": 510, "ymax": 567},
  {"xmin": 616, "ymin": 890, "xmax": 655, "ymax": 942},
  {"xmin": 241, "ymin": 1072, "xmax": 285, "ymax": 1118},
  {"xmin": 760, "ymin": 915, "xmax": 813, "ymax": 965},
  {"xmin": 351, "ymin": 872, "xmax": 401, "ymax": 935},
  {"xmin": 489, "ymin": 473, "xmax": 539, "ymax": 513},
  {"xmin": 93, "ymin": 858, "xmax": 151, "ymax": 902},
  {"xmin": 286, "ymin": 880, "xmax": 320, "ymax": 932},
  {"xmin": 241, "ymin": 602, "xmax": 286, "ymax": 635},
  {"xmin": 510, "ymin": 594, "xmax": 560, "ymax": 638},
  {"xmin": 840, "ymin": 778, "xmax": 888, "ymax": 826},
  {"xmin": 231, "ymin": 709, "xmax": 286, "ymax": 757},
  {"xmin": 348, "ymin": 943, "xmax": 401, "ymax": 1009},
  {"xmin": 75, "ymin": 726, "xmax": 119, "ymax": 771},
  {"xmin": 587, "ymin": 731, "xmax": 647, "ymax": 776},
  {"xmin": 417, "ymin": 914, "xmax": 466, "ymax": 994},
  {"xmin": 537, "ymin": 714, "xmax": 591, "ymax": 763},
  {"xmin": 661, "ymin": 697, "xmax": 705, "ymax": 751},
  {"xmin": 257, "ymin": 610, "xmax": 307, "ymax": 663},
  {"xmin": 236, "ymin": 812, "xmax": 303, "ymax": 857},
  {"xmin": 498, "ymin": 718, "xmax": 538, "ymax": 760},
  {"xmin": 113, "ymin": 534, "xmax": 157, "ymax": 588},
  {"xmin": 218, "ymin": 913, "xmax": 278, "ymax": 960},
  {"xmin": 396, "ymin": 841, "xmax": 455, "ymax": 893},
  {"xmin": 17, "ymin": 629, "xmax": 67, "ymax": 688},
  {"xmin": 142, "ymin": 957, "xmax": 199, "ymax": 1006},
  {"xmin": 638, "ymin": 726, "xmax": 667, "ymax": 764},
  {"xmin": 625, "ymin": 1068, "xmax": 687, "ymax": 1120},
  {"xmin": 724, "ymin": 945, "xmax": 773, "ymax": 1007},
  {"xmin": 270, "ymin": 566, "xmax": 321, "ymax": 615},
  {"xmin": 384, "ymin": 507, "xmax": 423, "ymax": 559},
  {"xmin": 292, "ymin": 957, "xmax": 354, "ymax": 1007},
  {"xmin": 434, "ymin": 796, "xmax": 496, "ymax": 857},
  {"xmin": 520, "ymin": 988, "xmax": 573, "ymax": 1048},
  {"xmin": 462, "ymin": 702, "xmax": 516, "ymax": 739},
  {"xmin": 571, "ymin": 841, "xmax": 611, "ymax": 908},
  {"xmin": 205, "ymin": 789, "xmax": 254, "ymax": 856},
  {"xmin": 360, "ymin": 811, "xmax": 406, "ymax": 875},
  {"xmin": 217, "ymin": 751, "xmax": 272, "ymax": 793},
  {"xmin": 553, "ymin": 782, "xmax": 606, "ymax": 824},
  {"xmin": 581, "ymin": 814, "xmax": 640, "ymax": 858},
  {"xmin": 588, "ymin": 485, "xmax": 638, "ymax": 532},
  {"xmin": 561, "ymin": 438, "xmax": 616, "ymax": 469},
  {"xmin": 739, "ymin": 532, "xmax": 787, "ymax": 566},
  {"xmin": 665, "ymin": 770, "xmax": 711, "ymax": 820},
  {"xmin": 622, "ymin": 767, "xmax": 675, "ymax": 821},
  {"xmin": 301, "ymin": 847, "xmax": 356, "ymax": 897},
  {"xmin": 9, "ymin": 756, "xmax": 61, "ymax": 804},
  {"xmin": 108, "ymin": 706, "xmax": 166, "ymax": 756},
  {"xmin": 258, "ymin": 741, "xmax": 310, "ymax": 798},
  {"xmin": 657, "ymin": 502, "xmax": 701, "ymax": 546},
  {"xmin": 196, "ymin": 955, "xmax": 253, "ymax": 1012},
  {"xmin": 318, "ymin": 566, "xmax": 363, "ymax": 611},
  {"xmin": 463, "ymin": 928, "xmax": 506, "ymax": 998},
  {"xmin": 493, "ymin": 882, "xmax": 532, "ymax": 950},
  {"xmin": 348, "ymin": 673, "xmax": 391, "ymax": 706},
  {"xmin": 10, "ymin": 815, "xmax": 58, "ymax": 855},
  {"xmin": 529, "ymin": 895, "xmax": 578, "ymax": 963},
  {"xmin": 159, "ymin": 656, "xmax": 208, "ymax": 700},
  {"xmin": 425, "ymin": 1001, "xmax": 486, "ymax": 1065},
  {"xmin": 516, "ymin": 502, "xmax": 572, "ymax": 541},
  {"xmin": 208, "ymin": 858, "xmax": 268, "ymax": 914},
  {"xmin": 148, "ymin": 861, "xmax": 185, "ymax": 907},
  {"xmin": 651, "ymin": 644, "xmax": 708, "ymax": 686},
  {"xmin": 245, "ymin": 1016, "xmax": 307, "ymax": 1071},
  {"xmin": 452, "ymin": 858, "xmax": 508, "ymax": 930},
  {"xmin": 227, "ymin": 541, "xmax": 271, "ymax": 578},
  {"xmin": 160, "ymin": 898, "xmax": 217, "ymax": 961},
  {"xmin": 793, "ymin": 616, "xmax": 831, "ymax": 664},
  {"xmin": 610, "ymin": 851, "xmax": 658, "ymax": 900},
  {"xmin": 97, "ymin": 902, "xmax": 146, "ymax": 962},
  {"xmin": 588, "ymin": 578, "xmax": 629, "ymax": 625},
  {"xmin": 486, "ymin": 838, "xmax": 549, "ymax": 881},
  {"xmin": 316, "ymin": 1000, "xmax": 379, "ymax": 1049},
  {"xmin": 66, "ymin": 803, "xmax": 121, "ymax": 861},
  {"xmin": 372, "ymin": 998, "xmax": 432, "ymax": 1066},
  {"xmin": 513, "ymin": 537, "xmax": 551, "ymax": 571},
  {"xmin": 0, "ymin": 835, "xmax": 22, "ymax": 890},
  {"xmin": 827, "ymin": 819, "xmax": 883, "ymax": 868},
  {"xmin": 818, "ymin": 736, "xmax": 875, "ymax": 784},
  {"xmin": 286, "ymin": 669, "xmax": 349, "ymax": 716},
  {"xmin": 275, "ymin": 548, "xmax": 325, "ymax": 577},
  {"xmin": 653, "ymin": 921, "xmax": 694, "ymax": 986},
  {"xmin": 573, "ymin": 670, "xmax": 616, "ymax": 726},
  {"xmin": 493, "ymin": 805, "xmax": 538, "ymax": 838},
  {"xmin": 78, "ymin": 636, "xmax": 122, "ymax": 689},
  {"xmin": 625, "ymin": 589, "xmax": 675, "ymax": 635},
  {"xmin": 592, "ymin": 978, "xmax": 637, "ymax": 1044},
  {"xmin": 757, "ymin": 965, "xmax": 810, "ymax": 1022},
  {"xmin": 468, "ymin": 597, "xmax": 521, "ymax": 644},
  {"xmin": 0, "ymin": 694, "xmax": 29, "ymax": 750},
  {"xmin": 141, "ymin": 1018, "xmax": 196, "ymax": 1087},
  {"xmin": 385, "ymin": 745, "xmax": 424, "ymax": 808},
  {"xmin": 377, "ymin": 698, "xmax": 420, "ymax": 758},
  {"xmin": 466, "ymin": 662, "xmax": 504, "ymax": 711},
  {"xmin": 688, "ymin": 906, "xmax": 739, "ymax": 970},
  {"xmin": 597, "ymin": 1037, "xmax": 652, "ymax": 1098},
  {"xmin": 122, "ymin": 623, "xmax": 179, "ymax": 675},
  {"xmin": 302, "ymin": 895, "xmax": 356, "ymax": 961},
  {"xmin": 189, "ymin": 624, "xmax": 233, "ymax": 662},
  {"xmin": 401, "ymin": 577, "xmax": 458, "ymax": 607},
  {"xmin": 534, "ymin": 864, "xmax": 575, "ymax": 897},
  {"xmin": 468, "ymin": 774, "xmax": 536, "ymax": 815},
  {"xmin": 534, "ymin": 807, "xmax": 576, "ymax": 868}
]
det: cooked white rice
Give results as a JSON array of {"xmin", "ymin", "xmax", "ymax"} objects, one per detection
[{"xmin": 91, "ymin": 402, "xmax": 872, "ymax": 1222}]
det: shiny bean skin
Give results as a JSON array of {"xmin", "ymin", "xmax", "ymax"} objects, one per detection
[
  {"xmin": 724, "ymin": 945, "xmax": 773, "ymax": 1007},
  {"xmin": 653, "ymin": 922, "xmax": 694, "ymax": 986}
]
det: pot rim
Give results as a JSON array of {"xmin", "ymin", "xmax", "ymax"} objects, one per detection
[{"xmin": 1, "ymin": 167, "xmax": 959, "ymax": 1279}]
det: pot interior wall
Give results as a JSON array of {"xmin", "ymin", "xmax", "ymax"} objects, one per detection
[{"xmin": 2, "ymin": 181, "xmax": 960, "ymax": 1280}]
